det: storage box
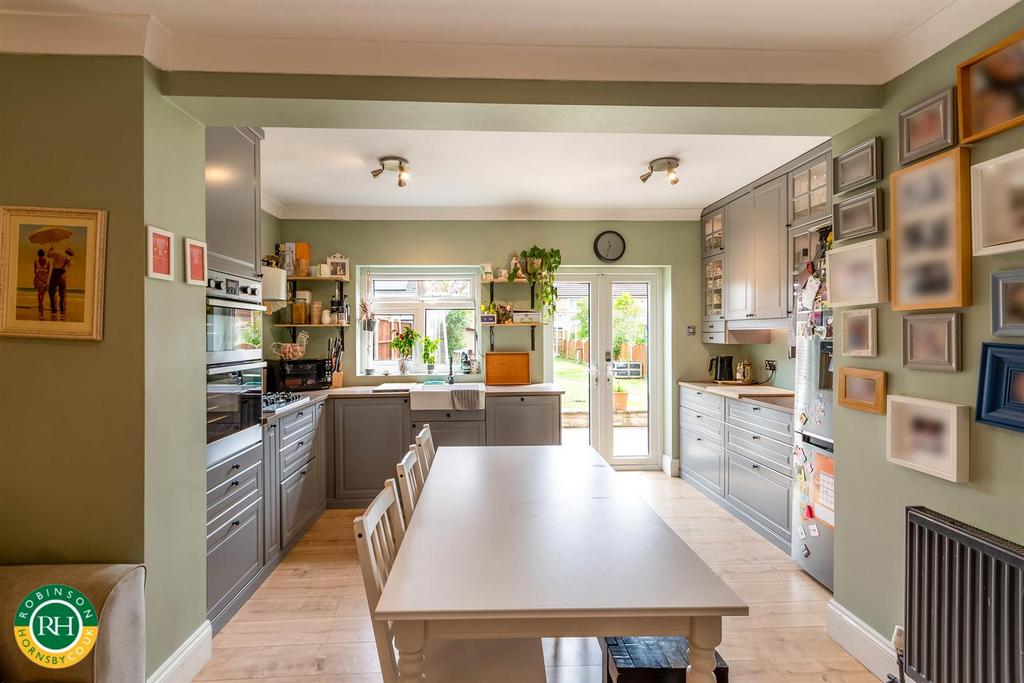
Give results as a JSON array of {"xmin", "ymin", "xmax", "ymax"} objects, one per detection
[
  {"xmin": 484, "ymin": 352, "xmax": 531, "ymax": 385},
  {"xmin": 512, "ymin": 310, "xmax": 541, "ymax": 323}
]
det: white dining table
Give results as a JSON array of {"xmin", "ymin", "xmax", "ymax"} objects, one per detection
[{"xmin": 373, "ymin": 445, "xmax": 748, "ymax": 682}]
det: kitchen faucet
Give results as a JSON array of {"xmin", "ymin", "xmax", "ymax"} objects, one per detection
[{"xmin": 447, "ymin": 353, "xmax": 455, "ymax": 384}]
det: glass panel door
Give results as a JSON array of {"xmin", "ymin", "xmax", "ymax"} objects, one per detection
[
  {"xmin": 610, "ymin": 280, "xmax": 650, "ymax": 460},
  {"xmin": 552, "ymin": 277, "xmax": 597, "ymax": 448}
]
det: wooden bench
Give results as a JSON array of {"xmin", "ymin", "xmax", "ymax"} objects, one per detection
[{"xmin": 605, "ymin": 636, "xmax": 729, "ymax": 682}]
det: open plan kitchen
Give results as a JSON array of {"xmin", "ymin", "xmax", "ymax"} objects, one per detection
[{"xmin": 3, "ymin": 3, "xmax": 1024, "ymax": 683}]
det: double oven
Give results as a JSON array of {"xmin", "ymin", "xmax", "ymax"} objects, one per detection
[{"xmin": 206, "ymin": 270, "xmax": 265, "ymax": 463}]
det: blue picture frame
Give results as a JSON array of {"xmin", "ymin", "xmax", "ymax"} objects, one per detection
[{"xmin": 976, "ymin": 342, "xmax": 1024, "ymax": 433}]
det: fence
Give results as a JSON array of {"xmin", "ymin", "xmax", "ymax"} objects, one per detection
[{"xmin": 553, "ymin": 332, "xmax": 646, "ymax": 365}]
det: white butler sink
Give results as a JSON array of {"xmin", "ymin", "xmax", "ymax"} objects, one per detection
[{"xmin": 408, "ymin": 383, "xmax": 486, "ymax": 411}]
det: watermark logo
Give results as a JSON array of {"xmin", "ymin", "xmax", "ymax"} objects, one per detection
[{"xmin": 13, "ymin": 584, "xmax": 98, "ymax": 668}]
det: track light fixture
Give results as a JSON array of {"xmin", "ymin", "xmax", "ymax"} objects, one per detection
[
  {"xmin": 640, "ymin": 157, "xmax": 681, "ymax": 185},
  {"xmin": 370, "ymin": 156, "xmax": 410, "ymax": 188}
]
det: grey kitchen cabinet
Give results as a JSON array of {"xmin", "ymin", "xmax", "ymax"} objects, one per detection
[
  {"xmin": 410, "ymin": 418, "xmax": 486, "ymax": 447},
  {"xmin": 206, "ymin": 495, "xmax": 263, "ymax": 620},
  {"xmin": 748, "ymin": 176, "xmax": 788, "ymax": 320},
  {"xmin": 725, "ymin": 449, "xmax": 791, "ymax": 545},
  {"xmin": 786, "ymin": 151, "xmax": 831, "ymax": 231},
  {"xmin": 702, "ymin": 254, "xmax": 725, "ymax": 323},
  {"xmin": 314, "ymin": 400, "xmax": 328, "ymax": 507},
  {"xmin": 485, "ymin": 395, "xmax": 561, "ymax": 446},
  {"xmin": 702, "ymin": 208, "xmax": 725, "ymax": 257},
  {"xmin": 262, "ymin": 420, "xmax": 281, "ymax": 563},
  {"xmin": 722, "ymin": 194, "xmax": 752, "ymax": 321},
  {"xmin": 680, "ymin": 428, "xmax": 724, "ymax": 496},
  {"xmin": 332, "ymin": 397, "xmax": 411, "ymax": 506},
  {"xmin": 205, "ymin": 126, "xmax": 264, "ymax": 279},
  {"xmin": 280, "ymin": 454, "xmax": 323, "ymax": 549}
]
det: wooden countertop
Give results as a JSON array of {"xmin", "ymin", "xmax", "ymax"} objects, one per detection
[
  {"xmin": 678, "ymin": 380, "xmax": 795, "ymax": 413},
  {"xmin": 318, "ymin": 383, "xmax": 564, "ymax": 399}
]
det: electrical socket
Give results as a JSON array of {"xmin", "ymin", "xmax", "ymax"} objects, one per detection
[{"xmin": 764, "ymin": 360, "xmax": 778, "ymax": 372}]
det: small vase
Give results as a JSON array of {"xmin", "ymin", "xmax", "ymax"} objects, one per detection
[
  {"xmin": 399, "ymin": 357, "xmax": 409, "ymax": 374},
  {"xmin": 426, "ymin": 363, "xmax": 435, "ymax": 374},
  {"xmin": 362, "ymin": 319, "xmax": 377, "ymax": 332}
]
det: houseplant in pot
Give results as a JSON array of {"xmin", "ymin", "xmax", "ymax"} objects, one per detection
[
  {"xmin": 421, "ymin": 336, "xmax": 440, "ymax": 374},
  {"xmin": 359, "ymin": 298, "xmax": 376, "ymax": 332},
  {"xmin": 613, "ymin": 382, "xmax": 629, "ymax": 412},
  {"xmin": 390, "ymin": 326, "xmax": 420, "ymax": 374},
  {"xmin": 507, "ymin": 246, "xmax": 561, "ymax": 321}
]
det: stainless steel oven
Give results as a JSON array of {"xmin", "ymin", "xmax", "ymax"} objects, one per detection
[
  {"xmin": 206, "ymin": 270, "xmax": 264, "ymax": 365},
  {"xmin": 206, "ymin": 360, "xmax": 265, "ymax": 449}
]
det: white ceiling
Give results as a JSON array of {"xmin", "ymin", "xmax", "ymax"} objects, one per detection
[
  {"xmin": 259, "ymin": 128, "xmax": 828, "ymax": 220},
  {"xmin": 1, "ymin": 0, "xmax": 1017, "ymax": 83}
]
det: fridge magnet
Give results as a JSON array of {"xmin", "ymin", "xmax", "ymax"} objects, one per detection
[
  {"xmin": 184, "ymin": 238, "xmax": 207, "ymax": 287},
  {"xmin": 976, "ymin": 342, "xmax": 1024, "ymax": 434},
  {"xmin": 797, "ymin": 526, "xmax": 807, "ymax": 540},
  {"xmin": 902, "ymin": 312, "xmax": 961, "ymax": 372},
  {"xmin": 834, "ymin": 137, "xmax": 882, "ymax": 194},
  {"xmin": 0, "ymin": 205, "xmax": 107, "ymax": 341},
  {"xmin": 147, "ymin": 225, "xmax": 174, "ymax": 281},
  {"xmin": 971, "ymin": 148, "xmax": 1024, "ymax": 256},
  {"xmin": 886, "ymin": 395, "xmax": 969, "ymax": 483},
  {"xmin": 898, "ymin": 88, "xmax": 957, "ymax": 165},
  {"xmin": 837, "ymin": 367, "xmax": 886, "ymax": 414},
  {"xmin": 840, "ymin": 308, "xmax": 876, "ymax": 358},
  {"xmin": 809, "ymin": 524, "xmax": 820, "ymax": 537},
  {"xmin": 958, "ymin": 28, "xmax": 1024, "ymax": 144},
  {"xmin": 991, "ymin": 269, "xmax": 1024, "ymax": 336},
  {"xmin": 890, "ymin": 147, "xmax": 971, "ymax": 311},
  {"xmin": 825, "ymin": 238, "xmax": 889, "ymax": 307},
  {"xmin": 833, "ymin": 188, "xmax": 884, "ymax": 241}
]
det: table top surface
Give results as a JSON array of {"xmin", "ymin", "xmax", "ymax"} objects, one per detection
[{"xmin": 374, "ymin": 445, "xmax": 747, "ymax": 621}]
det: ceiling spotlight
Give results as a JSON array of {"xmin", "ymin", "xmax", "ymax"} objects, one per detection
[
  {"xmin": 370, "ymin": 156, "xmax": 410, "ymax": 187},
  {"xmin": 640, "ymin": 157, "xmax": 681, "ymax": 185}
]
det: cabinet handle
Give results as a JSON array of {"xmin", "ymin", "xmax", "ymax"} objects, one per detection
[
  {"xmin": 520, "ymin": 397, "xmax": 525, "ymax": 402},
  {"xmin": 231, "ymin": 480, "xmax": 239, "ymax": 487},
  {"xmin": 751, "ymin": 406, "xmax": 761, "ymax": 411},
  {"xmin": 695, "ymin": 391, "xmax": 702, "ymax": 396},
  {"xmin": 751, "ymin": 463, "xmax": 760, "ymax": 469},
  {"xmin": 231, "ymin": 520, "xmax": 240, "ymax": 526},
  {"xmin": 231, "ymin": 463, "xmax": 240, "ymax": 470},
  {"xmin": 695, "ymin": 414, "xmax": 702, "ymax": 419},
  {"xmin": 696, "ymin": 437, "xmax": 702, "ymax": 442},
  {"xmin": 297, "ymin": 441, "xmax": 304, "ymax": 447},
  {"xmin": 752, "ymin": 435, "xmax": 760, "ymax": 440},
  {"xmin": 300, "ymin": 470, "xmax": 307, "ymax": 477},
  {"xmin": 297, "ymin": 411, "xmax": 304, "ymax": 417},
  {"xmin": 446, "ymin": 412, "xmax": 452, "ymax": 418}
]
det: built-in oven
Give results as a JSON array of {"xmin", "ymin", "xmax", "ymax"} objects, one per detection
[
  {"xmin": 206, "ymin": 270, "xmax": 264, "ymax": 365},
  {"xmin": 206, "ymin": 360, "xmax": 265, "ymax": 461}
]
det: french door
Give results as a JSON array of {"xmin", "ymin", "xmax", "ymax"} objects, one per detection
[{"xmin": 551, "ymin": 269, "xmax": 663, "ymax": 468}]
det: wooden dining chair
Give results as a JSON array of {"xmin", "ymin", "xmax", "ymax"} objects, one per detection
[
  {"xmin": 395, "ymin": 447, "xmax": 424, "ymax": 525},
  {"xmin": 414, "ymin": 424, "xmax": 437, "ymax": 474},
  {"xmin": 354, "ymin": 480, "xmax": 546, "ymax": 683}
]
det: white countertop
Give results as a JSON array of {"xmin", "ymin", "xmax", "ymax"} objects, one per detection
[{"xmin": 321, "ymin": 382, "xmax": 563, "ymax": 398}]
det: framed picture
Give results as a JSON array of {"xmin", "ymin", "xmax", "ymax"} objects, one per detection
[
  {"xmin": 976, "ymin": 342, "xmax": 1024, "ymax": 434},
  {"xmin": 833, "ymin": 188, "xmax": 884, "ymax": 241},
  {"xmin": 838, "ymin": 367, "xmax": 886, "ymax": 414},
  {"xmin": 971, "ymin": 147, "xmax": 1024, "ymax": 256},
  {"xmin": 0, "ymin": 205, "xmax": 107, "ymax": 341},
  {"xmin": 840, "ymin": 308, "xmax": 876, "ymax": 357},
  {"xmin": 834, "ymin": 137, "xmax": 882, "ymax": 194},
  {"xmin": 887, "ymin": 395, "xmax": 969, "ymax": 483},
  {"xmin": 825, "ymin": 238, "xmax": 889, "ymax": 307},
  {"xmin": 890, "ymin": 147, "xmax": 971, "ymax": 311},
  {"xmin": 902, "ymin": 312, "xmax": 960, "ymax": 372},
  {"xmin": 958, "ymin": 29, "xmax": 1024, "ymax": 144},
  {"xmin": 991, "ymin": 268, "xmax": 1024, "ymax": 336},
  {"xmin": 184, "ymin": 238, "xmax": 207, "ymax": 287},
  {"xmin": 147, "ymin": 225, "xmax": 174, "ymax": 281},
  {"xmin": 898, "ymin": 88, "xmax": 957, "ymax": 166}
]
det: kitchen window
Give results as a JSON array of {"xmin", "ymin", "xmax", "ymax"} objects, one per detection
[{"xmin": 360, "ymin": 268, "xmax": 480, "ymax": 375}]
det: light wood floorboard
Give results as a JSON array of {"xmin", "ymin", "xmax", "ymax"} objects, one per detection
[{"xmin": 197, "ymin": 472, "xmax": 874, "ymax": 682}]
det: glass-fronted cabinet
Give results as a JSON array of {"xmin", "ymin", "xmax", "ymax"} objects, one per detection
[
  {"xmin": 703, "ymin": 254, "xmax": 724, "ymax": 321},
  {"xmin": 702, "ymin": 210, "xmax": 724, "ymax": 257},
  {"xmin": 787, "ymin": 152, "xmax": 831, "ymax": 230},
  {"xmin": 789, "ymin": 225, "xmax": 830, "ymax": 315}
]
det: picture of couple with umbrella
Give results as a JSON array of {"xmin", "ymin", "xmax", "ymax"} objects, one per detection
[{"xmin": 25, "ymin": 225, "xmax": 79, "ymax": 319}]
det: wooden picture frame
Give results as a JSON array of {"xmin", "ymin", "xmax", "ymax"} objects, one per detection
[
  {"xmin": 958, "ymin": 28, "xmax": 1024, "ymax": 144},
  {"xmin": 184, "ymin": 238, "xmax": 208, "ymax": 287},
  {"xmin": 976, "ymin": 342, "xmax": 1024, "ymax": 434},
  {"xmin": 887, "ymin": 395, "xmax": 969, "ymax": 483},
  {"xmin": 838, "ymin": 367, "xmax": 886, "ymax": 414},
  {"xmin": 833, "ymin": 188, "xmax": 883, "ymax": 242},
  {"xmin": 147, "ymin": 225, "xmax": 174, "ymax": 281},
  {"xmin": 0, "ymin": 205, "xmax": 107, "ymax": 341},
  {"xmin": 889, "ymin": 147, "xmax": 971, "ymax": 311},
  {"xmin": 834, "ymin": 137, "xmax": 882, "ymax": 194},
  {"xmin": 902, "ymin": 312, "xmax": 960, "ymax": 372},
  {"xmin": 840, "ymin": 308, "xmax": 876, "ymax": 357},
  {"xmin": 971, "ymin": 147, "xmax": 1024, "ymax": 256},
  {"xmin": 826, "ymin": 238, "xmax": 889, "ymax": 307},
  {"xmin": 898, "ymin": 88, "xmax": 957, "ymax": 166},
  {"xmin": 991, "ymin": 268, "xmax": 1024, "ymax": 336}
]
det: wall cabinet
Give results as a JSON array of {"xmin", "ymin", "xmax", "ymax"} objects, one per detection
[
  {"xmin": 787, "ymin": 151, "xmax": 831, "ymax": 231},
  {"xmin": 205, "ymin": 127, "xmax": 264, "ymax": 279},
  {"xmin": 702, "ymin": 255, "xmax": 724, "ymax": 322},
  {"xmin": 332, "ymin": 397, "xmax": 411, "ymax": 506},
  {"xmin": 749, "ymin": 177, "xmax": 788, "ymax": 320},
  {"xmin": 722, "ymin": 194, "xmax": 752, "ymax": 321},
  {"xmin": 485, "ymin": 395, "xmax": 561, "ymax": 446},
  {"xmin": 702, "ymin": 209, "xmax": 724, "ymax": 257}
]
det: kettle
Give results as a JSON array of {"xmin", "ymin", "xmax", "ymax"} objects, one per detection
[{"xmin": 708, "ymin": 355, "xmax": 734, "ymax": 382}]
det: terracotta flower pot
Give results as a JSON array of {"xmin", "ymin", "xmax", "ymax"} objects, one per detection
[{"xmin": 613, "ymin": 391, "xmax": 629, "ymax": 412}]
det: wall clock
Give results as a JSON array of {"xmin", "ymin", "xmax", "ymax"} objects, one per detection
[{"xmin": 594, "ymin": 230, "xmax": 626, "ymax": 262}]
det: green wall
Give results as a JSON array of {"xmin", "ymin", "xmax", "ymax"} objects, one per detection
[{"xmin": 829, "ymin": 4, "xmax": 1024, "ymax": 638}]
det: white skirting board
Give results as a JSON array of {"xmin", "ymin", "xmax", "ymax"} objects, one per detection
[
  {"xmin": 826, "ymin": 599, "xmax": 897, "ymax": 682},
  {"xmin": 148, "ymin": 620, "xmax": 212, "ymax": 683},
  {"xmin": 662, "ymin": 453, "xmax": 678, "ymax": 476}
]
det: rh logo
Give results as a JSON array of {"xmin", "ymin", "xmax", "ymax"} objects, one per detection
[{"xmin": 13, "ymin": 584, "xmax": 98, "ymax": 669}]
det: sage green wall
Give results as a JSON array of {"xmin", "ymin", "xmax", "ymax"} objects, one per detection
[
  {"xmin": 743, "ymin": 332, "xmax": 795, "ymax": 389},
  {"xmin": 277, "ymin": 219, "xmax": 707, "ymax": 459},
  {"xmin": 830, "ymin": 4, "xmax": 1024, "ymax": 638},
  {"xmin": 0, "ymin": 55, "xmax": 147, "ymax": 563},
  {"xmin": 142, "ymin": 63, "xmax": 208, "ymax": 676}
]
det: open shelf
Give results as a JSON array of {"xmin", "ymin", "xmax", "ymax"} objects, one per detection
[
  {"xmin": 286, "ymin": 275, "xmax": 350, "ymax": 282},
  {"xmin": 274, "ymin": 323, "xmax": 350, "ymax": 328},
  {"xmin": 481, "ymin": 277, "xmax": 529, "ymax": 284},
  {"xmin": 481, "ymin": 322, "xmax": 542, "ymax": 327}
]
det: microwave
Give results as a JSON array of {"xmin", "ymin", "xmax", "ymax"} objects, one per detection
[{"xmin": 269, "ymin": 359, "xmax": 333, "ymax": 392}]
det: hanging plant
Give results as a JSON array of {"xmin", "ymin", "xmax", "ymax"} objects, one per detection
[{"xmin": 508, "ymin": 246, "xmax": 561, "ymax": 320}]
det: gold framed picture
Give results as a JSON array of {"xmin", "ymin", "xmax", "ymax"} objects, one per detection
[
  {"xmin": 958, "ymin": 29, "xmax": 1024, "ymax": 144},
  {"xmin": 0, "ymin": 205, "xmax": 107, "ymax": 341},
  {"xmin": 837, "ymin": 366, "xmax": 886, "ymax": 414}
]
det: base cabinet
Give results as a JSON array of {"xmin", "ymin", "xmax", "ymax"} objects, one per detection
[
  {"xmin": 725, "ymin": 450, "xmax": 791, "ymax": 543},
  {"xmin": 486, "ymin": 395, "xmax": 561, "ymax": 446},
  {"xmin": 332, "ymin": 397, "xmax": 411, "ymax": 506},
  {"xmin": 263, "ymin": 421, "xmax": 281, "ymax": 563},
  {"xmin": 411, "ymin": 419, "xmax": 486, "ymax": 447},
  {"xmin": 679, "ymin": 428, "xmax": 724, "ymax": 496},
  {"xmin": 206, "ymin": 497, "xmax": 263, "ymax": 619},
  {"xmin": 281, "ymin": 454, "xmax": 324, "ymax": 548}
]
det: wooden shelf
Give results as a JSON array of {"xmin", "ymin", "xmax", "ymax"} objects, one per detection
[
  {"xmin": 286, "ymin": 275, "xmax": 350, "ymax": 282},
  {"xmin": 274, "ymin": 323, "xmax": 350, "ymax": 328},
  {"xmin": 481, "ymin": 322, "xmax": 543, "ymax": 327},
  {"xmin": 481, "ymin": 277, "xmax": 529, "ymax": 284}
]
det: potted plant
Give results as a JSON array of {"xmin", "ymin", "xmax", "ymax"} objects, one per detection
[
  {"xmin": 507, "ymin": 246, "xmax": 561, "ymax": 320},
  {"xmin": 359, "ymin": 298, "xmax": 376, "ymax": 332},
  {"xmin": 421, "ymin": 336, "xmax": 440, "ymax": 373},
  {"xmin": 613, "ymin": 382, "xmax": 629, "ymax": 412},
  {"xmin": 390, "ymin": 327, "xmax": 420, "ymax": 374}
]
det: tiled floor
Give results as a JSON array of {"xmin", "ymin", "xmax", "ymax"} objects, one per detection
[{"xmin": 197, "ymin": 471, "xmax": 876, "ymax": 682}]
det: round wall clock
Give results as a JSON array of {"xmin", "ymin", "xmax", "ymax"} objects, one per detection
[{"xmin": 594, "ymin": 230, "xmax": 626, "ymax": 263}]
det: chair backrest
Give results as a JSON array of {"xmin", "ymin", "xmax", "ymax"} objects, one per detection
[
  {"xmin": 353, "ymin": 479, "xmax": 407, "ymax": 683},
  {"xmin": 395, "ymin": 447, "xmax": 424, "ymax": 525},
  {"xmin": 415, "ymin": 424, "xmax": 437, "ymax": 475}
]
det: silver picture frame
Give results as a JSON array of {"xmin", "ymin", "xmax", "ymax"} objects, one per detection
[
  {"xmin": 902, "ymin": 312, "xmax": 960, "ymax": 372},
  {"xmin": 991, "ymin": 269, "xmax": 1024, "ymax": 336},
  {"xmin": 898, "ymin": 88, "xmax": 957, "ymax": 166},
  {"xmin": 834, "ymin": 137, "xmax": 882, "ymax": 194},
  {"xmin": 833, "ymin": 187, "xmax": 883, "ymax": 242}
]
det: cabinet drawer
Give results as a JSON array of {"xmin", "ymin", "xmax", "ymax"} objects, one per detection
[
  {"xmin": 725, "ymin": 399, "xmax": 792, "ymax": 441},
  {"xmin": 207, "ymin": 460, "xmax": 261, "ymax": 520},
  {"xmin": 207, "ymin": 497, "xmax": 263, "ymax": 616},
  {"xmin": 680, "ymin": 428, "xmax": 724, "ymax": 495},
  {"xmin": 279, "ymin": 406, "xmax": 315, "ymax": 445},
  {"xmin": 680, "ymin": 407, "xmax": 724, "ymax": 441},
  {"xmin": 726, "ymin": 450, "xmax": 791, "ymax": 541},
  {"xmin": 281, "ymin": 436, "xmax": 314, "ymax": 480},
  {"xmin": 412, "ymin": 420, "xmax": 485, "ymax": 447},
  {"xmin": 679, "ymin": 386, "xmax": 724, "ymax": 416},
  {"xmin": 281, "ymin": 455, "xmax": 322, "ymax": 548},
  {"xmin": 725, "ymin": 424, "xmax": 791, "ymax": 476},
  {"xmin": 701, "ymin": 320, "xmax": 725, "ymax": 333},
  {"xmin": 702, "ymin": 332, "xmax": 726, "ymax": 344},
  {"xmin": 207, "ymin": 441, "xmax": 262, "ymax": 492}
]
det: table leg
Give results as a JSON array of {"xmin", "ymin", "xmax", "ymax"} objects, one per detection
[
  {"xmin": 394, "ymin": 621, "xmax": 427, "ymax": 680},
  {"xmin": 687, "ymin": 616, "xmax": 722, "ymax": 683}
]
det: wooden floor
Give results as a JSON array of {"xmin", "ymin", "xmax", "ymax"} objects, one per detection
[{"xmin": 197, "ymin": 471, "xmax": 876, "ymax": 682}]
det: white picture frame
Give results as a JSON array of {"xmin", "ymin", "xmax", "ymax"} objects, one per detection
[
  {"xmin": 971, "ymin": 147, "xmax": 1024, "ymax": 256},
  {"xmin": 146, "ymin": 225, "xmax": 174, "ymax": 281},
  {"xmin": 825, "ymin": 238, "xmax": 889, "ymax": 307},
  {"xmin": 886, "ymin": 395, "xmax": 969, "ymax": 483},
  {"xmin": 183, "ymin": 238, "xmax": 208, "ymax": 287},
  {"xmin": 840, "ymin": 308, "xmax": 876, "ymax": 357}
]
